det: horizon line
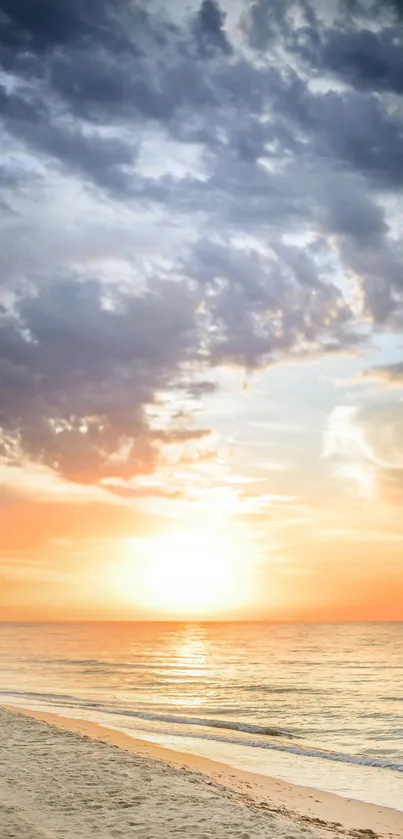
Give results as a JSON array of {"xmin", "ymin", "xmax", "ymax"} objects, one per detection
[{"xmin": 1, "ymin": 619, "xmax": 402, "ymax": 625}]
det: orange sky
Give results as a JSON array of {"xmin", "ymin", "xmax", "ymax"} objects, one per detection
[{"xmin": 1, "ymin": 365, "xmax": 403, "ymax": 622}]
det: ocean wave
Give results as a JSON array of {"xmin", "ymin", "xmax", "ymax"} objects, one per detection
[
  {"xmin": 0, "ymin": 689, "xmax": 290, "ymax": 735},
  {"xmin": 210, "ymin": 735, "xmax": 403, "ymax": 772},
  {"xmin": 243, "ymin": 684, "xmax": 319, "ymax": 694},
  {"xmin": 0, "ymin": 688, "xmax": 106, "ymax": 708},
  {"xmin": 37, "ymin": 659, "xmax": 151, "ymax": 670},
  {"xmin": 1, "ymin": 688, "xmax": 79, "ymax": 701},
  {"xmin": 107, "ymin": 718, "xmax": 403, "ymax": 773},
  {"xmin": 2, "ymin": 689, "xmax": 403, "ymax": 773},
  {"xmin": 105, "ymin": 709, "xmax": 292, "ymax": 737}
]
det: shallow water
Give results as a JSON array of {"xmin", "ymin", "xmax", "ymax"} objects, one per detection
[{"xmin": 0, "ymin": 622, "xmax": 402, "ymax": 810}]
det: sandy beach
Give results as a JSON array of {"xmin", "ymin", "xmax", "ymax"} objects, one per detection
[{"xmin": 0, "ymin": 706, "xmax": 402, "ymax": 839}]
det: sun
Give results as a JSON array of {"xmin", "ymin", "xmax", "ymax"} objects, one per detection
[
  {"xmin": 143, "ymin": 532, "xmax": 235, "ymax": 614},
  {"xmin": 117, "ymin": 529, "xmax": 248, "ymax": 617}
]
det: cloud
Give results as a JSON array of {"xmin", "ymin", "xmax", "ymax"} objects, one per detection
[
  {"xmin": 322, "ymin": 173, "xmax": 387, "ymax": 242},
  {"xmin": 1, "ymin": 0, "xmax": 403, "ymax": 488},
  {"xmin": 188, "ymin": 239, "xmax": 356, "ymax": 367},
  {"xmin": 320, "ymin": 27, "xmax": 403, "ymax": 95},
  {"xmin": 0, "ymin": 276, "xmax": 204, "ymax": 483},
  {"xmin": 357, "ymin": 401, "xmax": 403, "ymax": 501},
  {"xmin": 184, "ymin": 380, "xmax": 219, "ymax": 398},
  {"xmin": 324, "ymin": 401, "xmax": 403, "ymax": 502},
  {"xmin": 99, "ymin": 480, "xmax": 184, "ymax": 501},
  {"xmin": 194, "ymin": 0, "xmax": 233, "ymax": 55},
  {"xmin": 362, "ymin": 362, "xmax": 403, "ymax": 385},
  {"xmin": 241, "ymin": 0, "xmax": 295, "ymax": 51},
  {"xmin": 357, "ymin": 402, "xmax": 403, "ymax": 469}
]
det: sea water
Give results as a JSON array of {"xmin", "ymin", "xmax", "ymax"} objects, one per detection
[{"xmin": 0, "ymin": 621, "xmax": 402, "ymax": 810}]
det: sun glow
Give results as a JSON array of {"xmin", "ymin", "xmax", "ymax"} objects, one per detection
[{"xmin": 117, "ymin": 529, "xmax": 249, "ymax": 617}]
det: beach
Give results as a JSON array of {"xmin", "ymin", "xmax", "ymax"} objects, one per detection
[
  {"xmin": 1, "ymin": 706, "xmax": 402, "ymax": 839},
  {"xmin": 1, "ymin": 622, "xmax": 402, "ymax": 812}
]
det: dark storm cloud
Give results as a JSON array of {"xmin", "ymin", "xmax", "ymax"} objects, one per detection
[
  {"xmin": 0, "ymin": 252, "xmax": 357, "ymax": 483},
  {"xmin": 0, "ymin": 1, "xmax": 210, "ymax": 188},
  {"xmin": 272, "ymin": 76, "xmax": 403, "ymax": 190},
  {"xmin": 187, "ymin": 239, "xmax": 355, "ymax": 368},
  {"xmin": 0, "ymin": 0, "xmax": 132, "ymax": 55},
  {"xmin": 390, "ymin": 0, "xmax": 403, "ymax": 17},
  {"xmin": 1, "ymin": 0, "xmax": 400, "ymax": 200},
  {"xmin": 325, "ymin": 95, "xmax": 403, "ymax": 188},
  {"xmin": 0, "ymin": 0, "xmax": 221, "ymax": 127},
  {"xmin": 320, "ymin": 28, "xmax": 403, "ymax": 94},
  {"xmin": 322, "ymin": 174, "xmax": 387, "ymax": 242},
  {"xmin": 195, "ymin": 0, "xmax": 233, "ymax": 55},
  {"xmin": 241, "ymin": 0, "xmax": 294, "ymax": 50},
  {"xmin": 0, "ymin": 277, "xmax": 203, "ymax": 483},
  {"xmin": 242, "ymin": 2, "xmax": 403, "ymax": 186},
  {"xmin": 0, "ymin": 84, "xmax": 138, "ymax": 191},
  {"xmin": 1, "ymin": 0, "xmax": 403, "ymax": 484}
]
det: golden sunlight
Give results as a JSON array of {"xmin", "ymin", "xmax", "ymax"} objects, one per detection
[{"xmin": 117, "ymin": 529, "xmax": 249, "ymax": 617}]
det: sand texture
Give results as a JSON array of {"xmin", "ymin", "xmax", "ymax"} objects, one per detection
[{"xmin": 0, "ymin": 706, "xmax": 402, "ymax": 839}]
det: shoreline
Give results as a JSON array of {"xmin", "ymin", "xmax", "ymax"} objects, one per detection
[{"xmin": 5, "ymin": 704, "xmax": 403, "ymax": 838}]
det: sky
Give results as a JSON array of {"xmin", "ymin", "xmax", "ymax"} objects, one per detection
[{"xmin": 1, "ymin": 0, "xmax": 403, "ymax": 621}]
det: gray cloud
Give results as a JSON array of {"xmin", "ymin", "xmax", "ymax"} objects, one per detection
[
  {"xmin": 0, "ymin": 0, "xmax": 133, "ymax": 56},
  {"xmin": 0, "ymin": 246, "xmax": 357, "ymax": 484},
  {"xmin": 0, "ymin": 84, "xmax": 138, "ymax": 192},
  {"xmin": 187, "ymin": 239, "xmax": 356, "ymax": 367},
  {"xmin": 195, "ymin": 0, "xmax": 233, "ymax": 55},
  {"xmin": 1, "ymin": 0, "xmax": 403, "ymax": 485},
  {"xmin": 362, "ymin": 362, "xmax": 403, "ymax": 384},
  {"xmin": 320, "ymin": 28, "xmax": 403, "ymax": 95},
  {"xmin": 0, "ymin": 276, "xmax": 203, "ymax": 483},
  {"xmin": 241, "ymin": 0, "xmax": 296, "ymax": 50},
  {"xmin": 322, "ymin": 174, "xmax": 387, "ymax": 242}
]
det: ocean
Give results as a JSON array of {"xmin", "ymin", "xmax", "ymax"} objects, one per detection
[{"xmin": 0, "ymin": 622, "xmax": 402, "ymax": 811}]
